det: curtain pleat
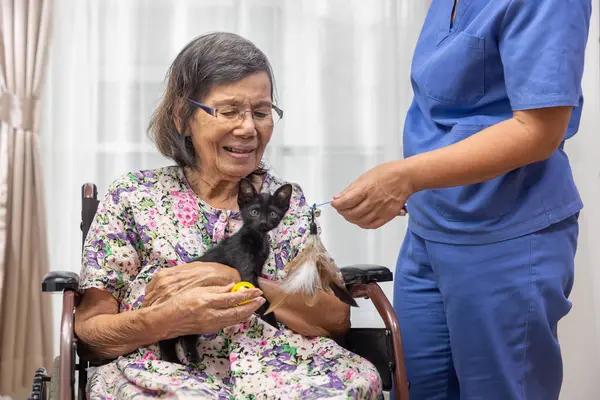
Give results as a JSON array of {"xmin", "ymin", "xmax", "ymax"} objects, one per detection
[{"xmin": 0, "ymin": 0, "xmax": 54, "ymax": 395}]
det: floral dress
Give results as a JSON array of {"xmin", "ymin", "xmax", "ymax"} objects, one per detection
[{"xmin": 79, "ymin": 166, "xmax": 382, "ymax": 400}]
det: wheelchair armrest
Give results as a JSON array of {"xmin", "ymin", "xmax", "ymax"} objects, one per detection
[
  {"xmin": 341, "ymin": 264, "xmax": 393, "ymax": 286},
  {"xmin": 42, "ymin": 271, "xmax": 80, "ymax": 292}
]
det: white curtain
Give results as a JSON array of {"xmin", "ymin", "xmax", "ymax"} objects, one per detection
[{"xmin": 41, "ymin": 0, "xmax": 600, "ymax": 398}]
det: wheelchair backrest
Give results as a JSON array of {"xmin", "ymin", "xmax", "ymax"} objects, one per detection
[{"xmin": 81, "ymin": 183, "xmax": 100, "ymax": 251}]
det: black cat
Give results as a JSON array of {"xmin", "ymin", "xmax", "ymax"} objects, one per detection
[{"xmin": 159, "ymin": 178, "xmax": 293, "ymax": 364}]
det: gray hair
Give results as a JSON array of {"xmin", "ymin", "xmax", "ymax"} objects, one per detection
[{"xmin": 147, "ymin": 32, "xmax": 276, "ymax": 172}]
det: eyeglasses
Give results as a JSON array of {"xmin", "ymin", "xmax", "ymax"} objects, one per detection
[{"xmin": 188, "ymin": 98, "xmax": 283, "ymax": 127}]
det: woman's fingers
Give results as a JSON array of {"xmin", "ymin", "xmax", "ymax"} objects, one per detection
[
  {"xmin": 202, "ymin": 283, "xmax": 236, "ymax": 294},
  {"xmin": 216, "ymin": 297, "xmax": 267, "ymax": 327},
  {"xmin": 210, "ymin": 288, "xmax": 264, "ymax": 309}
]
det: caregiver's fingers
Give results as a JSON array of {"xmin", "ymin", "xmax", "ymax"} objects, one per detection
[
  {"xmin": 337, "ymin": 198, "xmax": 372, "ymax": 221},
  {"xmin": 354, "ymin": 209, "xmax": 389, "ymax": 229},
  {"xmin": 360, "ymin": 216, "xmax": 390, "ymax": 230},
  {"xmin": 331, "ymin": 187, "xmax": 367, "ymax": 211}
]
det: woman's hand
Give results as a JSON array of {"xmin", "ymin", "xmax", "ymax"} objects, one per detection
[
  {"xmin": 331, "ymin": 161, "xmax": 412, "ymax": 229},
  {"xmin": 75, "ymin": 284, "xmax": 266, "ymax": 360},
  {"xmin": 165, "ymin": 283, "xmax": 267, "ymax": 336},
  {"xmin": 143, "ymin": 261, "xmax": 241, "ymax": 307},
  {"xmin": 258, "ymin": 278, "xmax": 350, "ymax": 338}
]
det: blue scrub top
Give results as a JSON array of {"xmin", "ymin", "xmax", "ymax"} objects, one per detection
[{"xmin": 404, "ymin": 0, "xmax": 592, "ymax": 245}]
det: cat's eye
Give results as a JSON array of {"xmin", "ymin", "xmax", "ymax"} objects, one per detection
[
  {"xmin": 269, "ymin": 211, "xmax": 278, "ymax": 219},
  {"xmin": 250, "ymin": 209, "xmax": 259, "ymax": 217}
]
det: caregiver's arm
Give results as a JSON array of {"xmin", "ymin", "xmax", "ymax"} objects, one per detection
[
  {"xmin": 405, "ymin": 106, "xmax": 572, "ymax": 192},
  {"xmin": 331, "ymin": 107, "xmax": 574, "ymax": 229},
  {"xmin": 258, "ymin": 278, "xmax": 350, "ymax": 338}
]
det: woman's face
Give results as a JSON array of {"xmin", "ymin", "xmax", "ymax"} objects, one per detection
[{"xmin": 186, "ymin": 71, "xmax": 274, "ymax": 182}]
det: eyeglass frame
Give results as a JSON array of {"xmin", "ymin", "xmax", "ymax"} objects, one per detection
[{"xmin": 187, "ymin": 98, "xmax": 283, "ymax": 125}]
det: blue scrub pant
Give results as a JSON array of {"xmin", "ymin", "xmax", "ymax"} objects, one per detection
[{"xmin": 392, "ymin": 214, "xmax": 579, "ymax": 400}]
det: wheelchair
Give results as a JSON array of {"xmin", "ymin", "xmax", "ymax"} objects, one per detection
[{"xmin": 29, "ymin": 183, "xmax": 410, "ymax": 400}]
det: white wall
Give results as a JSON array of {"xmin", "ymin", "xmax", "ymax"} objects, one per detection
[{"xmin": 558, "ymin": 2, "xmax": 600, "ymax": 398}]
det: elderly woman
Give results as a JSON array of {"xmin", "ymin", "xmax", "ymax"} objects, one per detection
[{"xmin": 74, "ymin": 32, "xmax": 381, "ymax": 399}]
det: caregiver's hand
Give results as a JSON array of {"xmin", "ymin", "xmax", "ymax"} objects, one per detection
[
  {"xmin": 331, "ymin": 161, "xmax": 412, "ymax": 229},
  {"xmin": 143, "ymin": 262, "xmax": 241, "ymax": 307}
]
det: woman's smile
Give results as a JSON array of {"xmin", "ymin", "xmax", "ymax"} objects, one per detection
[{"xmin": 222, "ymin": 145, "xmax": 256, "ymax": 159}]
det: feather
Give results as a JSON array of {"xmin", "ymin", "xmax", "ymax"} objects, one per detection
[
  {"xmin": 280, "ymin": 235, "xmax": 324, "ymax": 296},
  {"xmin": 271, "ymin": 226, "xmax": 357, "ymax": 311},
  {"xmin": 266, "ymin": 204, "xmax": 358, "ymax": 313}
]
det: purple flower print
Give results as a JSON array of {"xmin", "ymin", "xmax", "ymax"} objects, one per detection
[
  {"xmin": 184, "ymin": 365, "xmax": 208, "ymax": 377},
  {"xmin": 261, "ymin": 348, "xmax": 274, "ymax": 358},
  {"xmin": 137, "ymin": 227, "xmax": 152, "ymax": 244},
  {"xmin": 179, "ymin": 372, "xmax": 209, "ymax": 386},
  {"xmin": 111, "ymin": 186, "xmax": 136, "ymax": 203},
  {"xmin": 175, "ymin": 243, "xmax": 195, "ymax": 263},
  {"xmin": 142, "ymin": 170, "xmax": 156, "ymax": 179},
  {"xmin": 274, "ymin": 329, "xmax": 285, "ymax": 337},
  {"xmin": 274, "ymin": 241, "xmax": 290, "ymax": 270},
  {"xmin": 265, "ymin": 359, "xmax": 296, "ymax": 372},
  {"xmin": 124, "ymin": 362, "xmax": 148, "ymax": 372},
  {"xmin": 323, "ymin": 372, "xmax": 346, "ymax": 390},
  {"xmin": 107, "ymin": 230, "xmax": 139, "ymax": 248},
  {"xmin": 200, "ymin": 333, "xmax": 218, "ymax": 340},
  {"xmin": 205, "ymin": 213, "xmax": 219, "ymax": 235},
  {"xmin": 126, "ymin": 230, "xmax": 139, "ymax": 246},
  {"xmin": 107, "ymin": 231, "xmax": 127, "ymax": 243},
  {"xmin": 274, "ymin": 252, "xmax": 284, "ymax": 270},
  {"xmin": 132, "ymin": 294, "xmax": 144, "ymax": 309},
  {"xmin": 84, "ymin": 250, "xmax": 100, "ymax": 269},
  {"xmin": 262, "ymin": 345, "xmax": 284, "ymax": 357},
  {"xmin": 90, "ymin": 239, "xmax": 106, "ymax": 249},
  {"xmin": 298, "ymin": 386, "xmax": 335, "ymax": 399}
]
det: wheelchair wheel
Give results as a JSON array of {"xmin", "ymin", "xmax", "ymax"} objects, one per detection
[
  {"xmin": 49, "ymin": 356, "xmax": 60, "ymax": 400},
  {"xmin": 28, "ymin": 367, "xmax": 48, "ymax": 400}
]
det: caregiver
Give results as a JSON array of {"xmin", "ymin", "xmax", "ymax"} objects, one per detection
[{"xmin": 331, "ymin": 1, "xmax": 592, "ymax": 399}]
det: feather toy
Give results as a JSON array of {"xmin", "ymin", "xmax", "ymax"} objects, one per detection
[{"xmin": 265, "ymin": 202, "xmax": 358, "ymax": 314}]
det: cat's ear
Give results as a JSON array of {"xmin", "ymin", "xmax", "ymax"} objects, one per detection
[
  {"xmin": 273, "ymin": 184, "xmax": 293, "ymax": 210},
  {"xmin": 238, "ymin": 178, "xmax": 257, "ymax": 207}
]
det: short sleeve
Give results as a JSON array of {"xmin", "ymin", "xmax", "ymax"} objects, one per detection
[
  {"xmin": 79, "ymin": 180, "xmax": 142, "ymax": 302},
  {"xmin": 499, "ymin": 0, "xmax": 592, "ymax": 110}
]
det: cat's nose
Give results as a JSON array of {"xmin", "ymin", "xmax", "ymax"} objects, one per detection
[{"xmin": 259, "ymin": 219, "xmax": 268, "ymax": 229}]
